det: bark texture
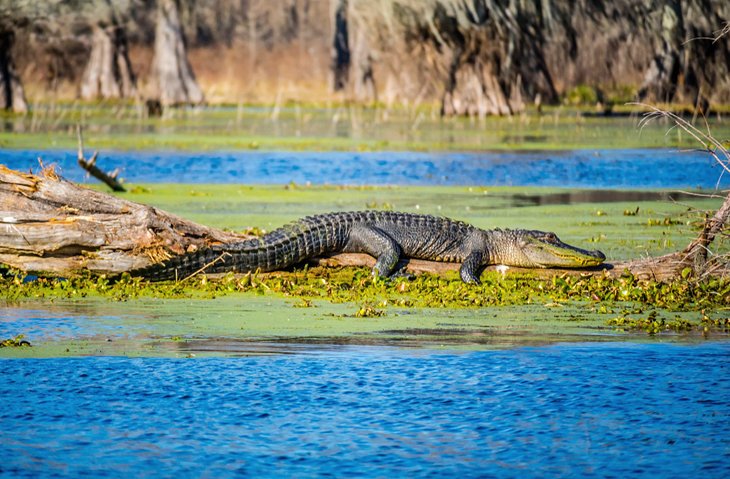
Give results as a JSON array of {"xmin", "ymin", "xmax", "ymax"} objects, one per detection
[
  {"xmin": 151, "ymin": 0, "xmax": 204, "ymax": 106},
  {"xmin": 346, "ymin": 0, "xmax": 730, "ymax": 115},
  {"xmin": 0, "ymin": 165, "xmax": 244, "ymax": 275},
  {"xmin": 0, "ymin": 29, "xmax": 27, "ymax": 113},
  {"xmin": 331, "ymin": 0, "xmax": 377, "ymax": 102},
  {"xmin": 80, "ymin": 17, "xmax": 137, "ymax": 100}
]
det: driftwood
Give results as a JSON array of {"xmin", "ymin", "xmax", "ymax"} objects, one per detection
[
  {"xmin": 0, "ymin": 165, "xmax": 245, "ymax": 274},
  {"xmin": 314, "ymin": 251, "xmax": 728, "ymax": 282},
  {"xmin": 76, "ymin": 125, "xmax": 126, "ymax": 192},
  {"xmin": 0, "ymin": 164, "xmax": 727, "ymax": 281}
]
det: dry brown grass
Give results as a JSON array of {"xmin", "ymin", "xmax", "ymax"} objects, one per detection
[{"xmin": 187, "ymin": 42, "xmax": 332, "ymax": 104}]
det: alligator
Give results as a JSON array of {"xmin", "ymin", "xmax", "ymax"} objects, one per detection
[{"xmin": 130, "ymin": 211, "xmax": 606, "ymax": 283}]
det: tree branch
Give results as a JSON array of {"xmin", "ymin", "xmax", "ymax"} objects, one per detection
[{"xmin": 76, "ymin": 124, "xmax": 126, "ymax": 192}]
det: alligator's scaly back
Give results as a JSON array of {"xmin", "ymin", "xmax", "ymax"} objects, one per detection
[{"xmin": 130, "ymin": 211, "xmax": 605, "ymax": 283}]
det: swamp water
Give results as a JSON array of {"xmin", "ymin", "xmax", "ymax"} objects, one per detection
[
  {"xmin": 2, "ymin": 343, "xmax": 729, "ymax": 478},
  {"xmin": 1, "ymin": 148, "xmax": 730, "ymax": 477},
  {"xmin": 1, "ymin": 148, "xmax": 728, "ymax": 188}
]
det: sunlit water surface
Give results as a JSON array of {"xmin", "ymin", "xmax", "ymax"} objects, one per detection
[
  {"xmin": 1, "ymin": 148, "xmax": 727, "ymax": 188},
  {"xmin": 1, "ymin": 343, "xmax": 729, "ymax": 478}
]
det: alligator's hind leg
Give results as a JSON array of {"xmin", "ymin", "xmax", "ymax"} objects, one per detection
[
  {"xmin": 460, "ymin": 251, "xmax": 484, "ymax": 284},
  {"xmin": 344, "ymin": 225, "xmax": 402, "ymax": 278}
]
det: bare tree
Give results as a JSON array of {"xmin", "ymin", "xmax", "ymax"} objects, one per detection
[
  {"xmin": 151, "ymin": 0, "xmax": 204, "ymax": 106},
  {"xmin": 79, "ymin": 1, "xmax": 137, "ymax": 100},
  {"xmin": 332, "ymin": 0, "xmax": 350, "ymax": 91},
  {"xmin": 0, "ymin": 28, "xmax": 27, "ymax": 112}
]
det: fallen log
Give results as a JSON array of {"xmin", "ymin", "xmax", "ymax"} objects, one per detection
[
  {"xmin": 313, "ymin": 251, "xmax": 728, "ymax": 281},
  {"xmin": 0, "ymin": 165, "xmax": 246, "ymax": 274},
  {"xmin": 0, "ymin": 164, "xmax": 726, "ymax": 281}
]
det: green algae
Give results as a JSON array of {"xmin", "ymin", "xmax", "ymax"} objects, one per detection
[
  {"xmin": 3, "ymin": 104, "xmax": 730, "ymax": 152},
  {"xmin": 5, "ymin": 259, "xmax": 727, "ymax": 357},
  {"xmin": 2, "ymin": 275, "xmax": 727, "ymax": 358}
]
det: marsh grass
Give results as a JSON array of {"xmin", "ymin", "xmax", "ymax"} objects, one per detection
[{"xmin": 3, "ymin": 102, "xmax": 730, "ymax": 152}]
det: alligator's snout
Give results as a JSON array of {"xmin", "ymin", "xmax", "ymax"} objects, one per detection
[{"xmin": 579, "ymin": 248, "xmax": 606, "ymax": 267}]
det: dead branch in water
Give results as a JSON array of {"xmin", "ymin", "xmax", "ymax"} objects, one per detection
[
  {"xmin": 76, "ymin": 124, "xmax": 126, "ymax": 192},
  {"xmin": 635, "ymin": 104, "xmax": 730, "ymax": 279}
]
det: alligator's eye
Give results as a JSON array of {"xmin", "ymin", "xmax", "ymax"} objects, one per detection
[{"xmin": 545, "ymin": 233, "xmax": 557, "ymax": 242}]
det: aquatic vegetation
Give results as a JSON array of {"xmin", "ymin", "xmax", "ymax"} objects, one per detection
[
  {"xmin": 2, "ymin": 268, "xmax": 728, "ymax": 315},
  {"xmin": 0, "ymin": 334, "xmax": 31, "ymax": 348},
  {"xmin": 607, "ymin": 309, "xmax": 730, "ymax": 335},
  {"xmin": 353, "ymin": 303, "xmax": 386, "ymax": 318},
  {"xmin": 607, "ymin": 311, "xmax": 694, "ymax": 334},
  {"xmin": 2, "ymin": 104, "xmax": 729, "ymax": 153},
  {"xmin": 2, "ymin": 268, "xmax": 728, "ymax": 359}
]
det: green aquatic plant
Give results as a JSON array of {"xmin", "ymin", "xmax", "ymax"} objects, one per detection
[
  {"xmin": 2, "ymin": 268, "xmax": 729, "ymax": 314},
  {"xmin": 353, "ymin": 303, "xmax": 386, "ymax": 318},
  {"xmin": 607, "ymin": 311, "xmax": 695, "ymax": 335},
  {"xmin": 1, "ymin": 334, "xmax": 31, "ymax": 348}
]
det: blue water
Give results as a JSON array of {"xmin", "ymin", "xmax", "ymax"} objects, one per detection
[
  {"xmin": 1, "ymin": 343, "xmax": 729, "ymax": 478},
  {"xmin": 1, "ymin": 148, "xmax": 726, "ymax": 188}
]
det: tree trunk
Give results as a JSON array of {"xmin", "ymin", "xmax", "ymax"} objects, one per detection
[
  {"xmin": 442, "ymin": 60, "xmax": 513, "ymax": 117},
  {"xmin": 350, "ymin": 15, "xmax": 376, "ymax": 103},
  {"xmin": 0, "ymin": 29, "xmax": 28, "ymax": 113},
  {"xmin": 1, "ymin": 165, "xmax": 726, "ymax": 281},
  {"xmin": 80, "ymin": 18, "xmax": 137, "ymax": 100},
  {"xmin": 331, "ymin": 0, "xmax": 350, "ymax": 91},
  {"xmin": 637, "ymin": 0, "xmax": 683, "ymax": 103},
  {"xmin": 151, "ymin": 0, "xmax": 204, "ymax": 106}
]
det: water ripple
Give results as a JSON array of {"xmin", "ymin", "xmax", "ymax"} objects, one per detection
[{"xmin": 1, "ymin": 342, "xmax": 729, "ymax": 478}]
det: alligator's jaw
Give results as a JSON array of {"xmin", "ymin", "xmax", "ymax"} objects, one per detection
[
  {"xmin": 505, "ymin": 230, "xmax": 606, "ymax": 269},
  {"xmin": 533, "ymin": 246, "xmax": 606, "ymax": 268}
]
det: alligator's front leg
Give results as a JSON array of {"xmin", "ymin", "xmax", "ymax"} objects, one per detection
[{"xmin": 344, "ymin": 225, "xmax": 402, "ymax": 278}]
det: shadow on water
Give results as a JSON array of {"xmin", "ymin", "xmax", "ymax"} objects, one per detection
[
  {"xmin": 500, "ymin": 189, "xmax": 709, "ymax": 207},
  {"xmin": 163, "ymin": 326, "xmax": 705, "ymax": 357}
]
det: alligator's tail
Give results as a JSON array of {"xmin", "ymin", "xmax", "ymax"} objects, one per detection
[
  {"xmin": 128, "ymin": 213, "xmax": 371, "ymax": 281},
  {"xmin": 128, "ymin": 243, "xmax": 254, "ymax": 281},
  {"xmin": 128, "ymin": 218, "xmax": 345, "ymax": 281}
]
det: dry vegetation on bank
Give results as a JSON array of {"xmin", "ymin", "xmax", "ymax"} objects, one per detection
[{"xmin": 3, "ymin": 1, "xmax": 729, "ymax": 113}]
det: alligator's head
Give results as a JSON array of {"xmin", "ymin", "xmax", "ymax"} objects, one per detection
[{"xmin": 492, "ymin": 229, "xmax": 605, "ymax": 268}]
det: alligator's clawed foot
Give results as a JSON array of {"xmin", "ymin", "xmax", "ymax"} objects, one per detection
[
  {"xmin": 388, "ymin": 267, "xmax": 415, "ymax": 282},
  {"xmin": 371, "ymin": 266, "xmax": 415, "ymax": 284}
]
